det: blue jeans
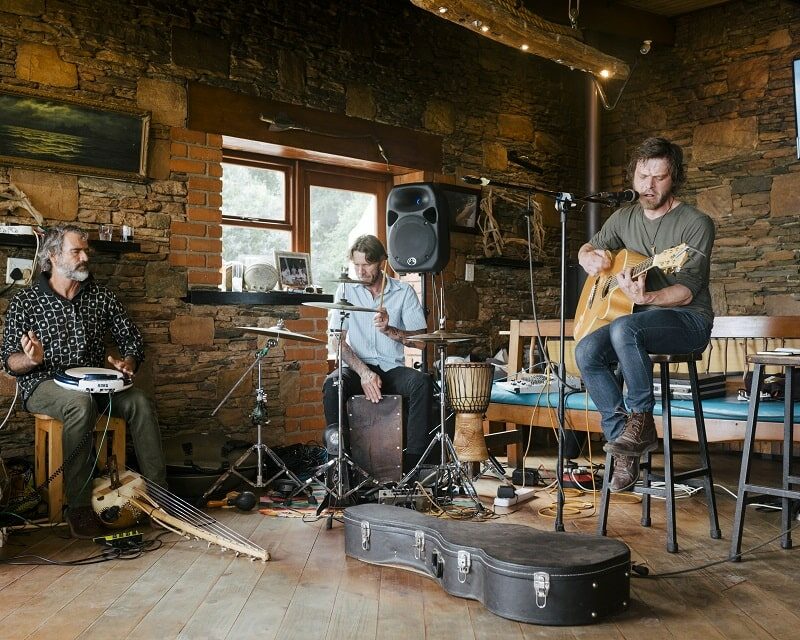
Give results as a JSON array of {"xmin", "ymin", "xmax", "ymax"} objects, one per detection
[{"xmin": 574, "ymin": 309, "xmax": 712, "ymax": 443}]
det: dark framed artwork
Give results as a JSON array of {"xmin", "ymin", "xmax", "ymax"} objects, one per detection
[
  {"xmin": 442, "ymin": 184, "xmax": 480, "ymax": 234},
  {"xmin": 0, "ymin": 85, "xmax": 150, "ymax": 181}
]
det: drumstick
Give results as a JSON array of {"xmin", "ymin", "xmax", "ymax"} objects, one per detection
[{"xmin": 378, "ymin": 268, "xmax": 387, "ymax": 309}]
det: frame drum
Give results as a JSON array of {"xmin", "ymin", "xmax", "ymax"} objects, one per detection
[{"xmin": 444, "ymin": 363, "xmax": 494, "ymax": 462}]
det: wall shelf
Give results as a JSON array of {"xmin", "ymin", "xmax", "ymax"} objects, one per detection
[
  {"xmin": 0, "ymin": 233, "xmax": 140, "ymax": 253},
  {"xmin": 185, "ymin": 290, "xmax": 334, "ymax": 306}
]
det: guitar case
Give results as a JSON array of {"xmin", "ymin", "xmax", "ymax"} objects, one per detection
[{"xmin": 343, "ymin": 504, "xmax": 630, "ymax": 626}]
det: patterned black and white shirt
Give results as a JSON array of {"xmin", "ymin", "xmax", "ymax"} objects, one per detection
[{"xmin": 1, "ymin": 272, "xmax": 145, "ymax": 406}]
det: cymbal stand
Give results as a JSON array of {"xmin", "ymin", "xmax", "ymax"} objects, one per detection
[
  {"xmin": 396, "ymin": 309, "xmax": 484, "ymax": 512},
  {"xmin": 312, "ymin": 308, "xmax": 380, "ymax": 518},
  {"xmin": 202, "ymin": 340, "xmax": 313, "ymax": 504}
]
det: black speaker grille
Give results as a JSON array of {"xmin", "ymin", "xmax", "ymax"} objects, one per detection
[{"xmin": 388, "ymin": 217, "xmax": 436, "ymax": 268}]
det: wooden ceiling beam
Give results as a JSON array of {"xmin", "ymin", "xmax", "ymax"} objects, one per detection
[{"xmin": 411, "ymin": 0, "xmax": 630, "ymax": 79}]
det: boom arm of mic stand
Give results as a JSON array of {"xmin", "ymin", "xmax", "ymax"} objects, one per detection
[
  {"xmin": 463, "ymin": 177, "xmax": 611, "ymax": 208},
  {"xmin": 211, "ymin": 341, "xmax": 276, "ymax": 416}
]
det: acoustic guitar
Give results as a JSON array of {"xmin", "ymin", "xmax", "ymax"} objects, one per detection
[{"xmin": 573, "ymin": 243, "xmax": 691, "ymax": 344}]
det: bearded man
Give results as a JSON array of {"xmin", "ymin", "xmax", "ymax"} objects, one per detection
[
  {"xmin": 2, "ymin": 224, "xmax": 166, "ymax": 538},
  {"xmin": 575, "ymin": 138, "xmax": 715, "ymax": 492}
]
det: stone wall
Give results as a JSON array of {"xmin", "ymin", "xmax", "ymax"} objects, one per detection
[
  {"xmin": 0, "ymin": 0, "xmax": 580, "ymax": 456},
  {"xmin": 600, "ymin": 0, "xmax": 800, "ymax": 316}
]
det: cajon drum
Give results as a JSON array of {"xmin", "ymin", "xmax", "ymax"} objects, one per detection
[{"xmin": 347, "ymin": 395, "xmax": 403, "ymax": 482}]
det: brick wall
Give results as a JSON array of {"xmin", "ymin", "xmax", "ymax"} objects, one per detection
[{"xmin": 168, "ymin": 128, "xmax": 224, "ymax": 287}]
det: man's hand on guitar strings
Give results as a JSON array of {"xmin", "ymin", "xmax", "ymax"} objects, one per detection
[{"xmin": 617, "ymin": 267, "xmax": 649, "ymax": 305}]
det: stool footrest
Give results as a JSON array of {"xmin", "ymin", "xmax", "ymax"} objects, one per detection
[{"xmin": 741, "ymin": 484, "xmax": 800, "ymax": 501}]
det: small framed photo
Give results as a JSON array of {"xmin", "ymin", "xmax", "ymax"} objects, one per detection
[
  {"xmin": 442, "ymin": 184, "xmax": 480, "ymax": 234},
  {"xmin": 275, "ymin": 251, "xmax": 312, "ymax": 290}
]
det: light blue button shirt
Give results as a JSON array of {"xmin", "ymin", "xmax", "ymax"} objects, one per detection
[{"xmin": 328, "ymin": 276, "xmax": 427, "ymax": 371}]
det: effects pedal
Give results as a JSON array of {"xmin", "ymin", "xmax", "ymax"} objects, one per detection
[
  {"xmin": 93, "ymin": 529, "xmax": 144, "ymax": 549},
  {"xmin": 511, "ymin": 467, "xmax": 541, "ymax": 486}
]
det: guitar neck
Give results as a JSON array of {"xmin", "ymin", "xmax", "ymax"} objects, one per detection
[{"xmin": 607, "ymin": 256, "xmax": 654, "ymax": 294}]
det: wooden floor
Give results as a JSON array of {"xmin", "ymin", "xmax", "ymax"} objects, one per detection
[{"xmin": 1, "ymin": 448, "xmax": 799, "ymax": 640}]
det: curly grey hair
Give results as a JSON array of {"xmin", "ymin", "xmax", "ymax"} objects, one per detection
[{"xmin": 38, "ymin": 224, "xmax": 88, "ymax": 272}]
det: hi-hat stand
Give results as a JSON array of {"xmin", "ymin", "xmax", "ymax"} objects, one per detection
[
  {"xmin": 202, "ymin": 340, "xmax": 314, "ymax": 504},
  {"xmin": 396, "ymin": 301, "xmax": 485, "ymax": 513}
]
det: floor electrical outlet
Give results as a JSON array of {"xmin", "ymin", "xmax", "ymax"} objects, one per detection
[{"xmin": 5, "ymin": 258, "xmax": 33, "ymax": 284}]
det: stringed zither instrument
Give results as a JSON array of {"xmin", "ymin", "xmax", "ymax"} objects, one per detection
[
  {"xmin": 573, "ymin": 243, "xmax": 691, "ymax": 344},
  {"xmin": 91, "ymin": 457, "xmax": 269, "ymax": 561}
]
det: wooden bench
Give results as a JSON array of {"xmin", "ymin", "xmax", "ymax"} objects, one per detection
[{"xmin": 484, "ymin": 316, "xmax": 800, "ymax": 468}]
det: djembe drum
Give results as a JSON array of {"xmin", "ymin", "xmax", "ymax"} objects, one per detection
[{"xmin": 444, "ymin": 363, "xmax": 494, "ymax": 462}]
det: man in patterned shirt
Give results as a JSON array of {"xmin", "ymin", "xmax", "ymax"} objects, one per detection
[{"xmin": 2, "ymin": 224, "xmax": 166, "ymax": 538}]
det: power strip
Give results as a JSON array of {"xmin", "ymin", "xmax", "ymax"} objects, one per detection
[{"xmin": 493, "ymin": 486, "xmax": 537, "ymax": 507}]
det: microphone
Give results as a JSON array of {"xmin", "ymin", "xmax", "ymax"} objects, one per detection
[
  {"xmin": 507, "ymin": 150, "xmax": 544, "ymax": 174},
  {"xmin": 462, "ymin": 175, "xmax": 491, "ymax": 186},
  {"xmin": 592, "ymin": 189, "xmax": 639, "ymax": 204}
]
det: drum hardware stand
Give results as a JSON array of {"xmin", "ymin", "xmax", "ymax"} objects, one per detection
[
  {"xmin": 312, "ymin": 308, "xmax": 381, "ymax": 525},
  {"xmin": 396, "ymin": 322, "xmax": 485, "ymax": 513},
  {"xmin": 202, "ymin": 340, "xmax": 315, "ymax": 505}
]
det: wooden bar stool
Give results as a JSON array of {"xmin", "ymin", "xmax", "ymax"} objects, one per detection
[
  {"xmin": 730, "ymin": 353, "xmax": 800, "ymax": 560},
  {"xmin": 598, "ymin": 353, "xmax": 721, "ymax": 553},
  {"xmin": 34, "ymin": 414, "xmax": 127, "ymax": 522}
]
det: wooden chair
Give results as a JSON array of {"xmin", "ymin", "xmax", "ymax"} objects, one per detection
[
  {"xmin": 598, "ymin": 353, "xmax": 722, "ymax": 553},
  {"xmin": 34, "ymin": 414, "xmax": 127, "ymax": 522}
]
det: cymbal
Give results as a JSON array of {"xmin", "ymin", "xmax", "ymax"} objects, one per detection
[
  {"xmin": 302, "ymin": 300, "xmax": 375, "ymax": 313},
  {"xmin": 327, "ymin": 274, "xmax": 364, "ymax": 285},
  {"xmin": 408, "ymin": 330, "xmax": 477, "ymax": 343},
  {"xmin": 237, "ymin": 325, "xmax": 325, "ymax": 344}
]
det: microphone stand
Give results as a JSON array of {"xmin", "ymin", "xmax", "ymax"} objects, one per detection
[{"xmin": 463, "ymin": 175, "xmax": 614, "ymax": 531}]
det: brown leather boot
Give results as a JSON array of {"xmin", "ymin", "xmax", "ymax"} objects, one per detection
[
  {"xmin": 608, "ymin": 455, "xmax": 639, "ymax": 492},
  {"xmin": 605, "ymin": 411, "xmax": 658, "ymax": 457}
]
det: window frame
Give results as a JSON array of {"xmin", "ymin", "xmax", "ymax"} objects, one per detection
[{"xmin": 221, "ymin": 150, "xmax": 392, "ymax": 253}]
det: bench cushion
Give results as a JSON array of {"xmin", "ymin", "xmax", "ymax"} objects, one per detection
[{"xmin": 490, "ymin": 384, "xmax": 800, "ymax": 423}]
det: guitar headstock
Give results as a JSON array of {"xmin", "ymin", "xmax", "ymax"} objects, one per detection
[{"xmin": 653, "ymin": 243, "xmax": 691, "ymax": 273}]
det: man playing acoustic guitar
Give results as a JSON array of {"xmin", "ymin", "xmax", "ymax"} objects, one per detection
[{"xmin": 575, "ymin": 137, "xmax": 715, "ymax": 492}]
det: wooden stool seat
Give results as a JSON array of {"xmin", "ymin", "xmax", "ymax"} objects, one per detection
[
  {"xmin": 730, "ymin": 354, "xmax": 800, "ymax": 560},
  {"xmin": 598, "ymin": 352, "xmax": 722, "ymax": 553},
  {"xmin": 34, "ymin": 414, "xmax": 127, "ymax": 522}
]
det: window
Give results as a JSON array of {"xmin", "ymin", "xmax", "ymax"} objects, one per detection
[{"xmin": 221, "ymin": 150, "xmax": 390, "ymax": 287}]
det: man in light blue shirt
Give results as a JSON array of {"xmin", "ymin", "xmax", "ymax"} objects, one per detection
[{"xmin": 323, "ymin": 235, "xmax": 433, "ymax": 471}]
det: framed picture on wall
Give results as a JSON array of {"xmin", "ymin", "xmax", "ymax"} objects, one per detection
[
  {"xmin": 442, "ymin": 184, "xmax": 480, "ymax": 234},
  {"xmin": 275, "ymin": 251, "xmax": 312, "ymax": 290},
  {"xmin": 0, "ymin": 84, "xmax": 150, "ymax": 181}
]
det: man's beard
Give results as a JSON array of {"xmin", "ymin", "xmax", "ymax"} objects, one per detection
[
  {"xmin": 641, "ymin": 191, "xmax": 672, "ymax": 211},
  {"xmin": 55, "ymin": 262, "xmax": 90, "ymax": 282}
]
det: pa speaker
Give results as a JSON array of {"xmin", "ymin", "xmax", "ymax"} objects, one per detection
[{"xmin": 386, "ymin": 183, "xmax": 450, "ymax": 273}]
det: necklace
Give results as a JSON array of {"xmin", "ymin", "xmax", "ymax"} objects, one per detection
[{"xmin": 641, "ymin": 197, "xmax": 675, "ymax": 254}]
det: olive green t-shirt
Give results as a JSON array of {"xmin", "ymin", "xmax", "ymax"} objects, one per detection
[{"xmin": 588, "ymin": 202, "xmax": 715, "ymax": 325}]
